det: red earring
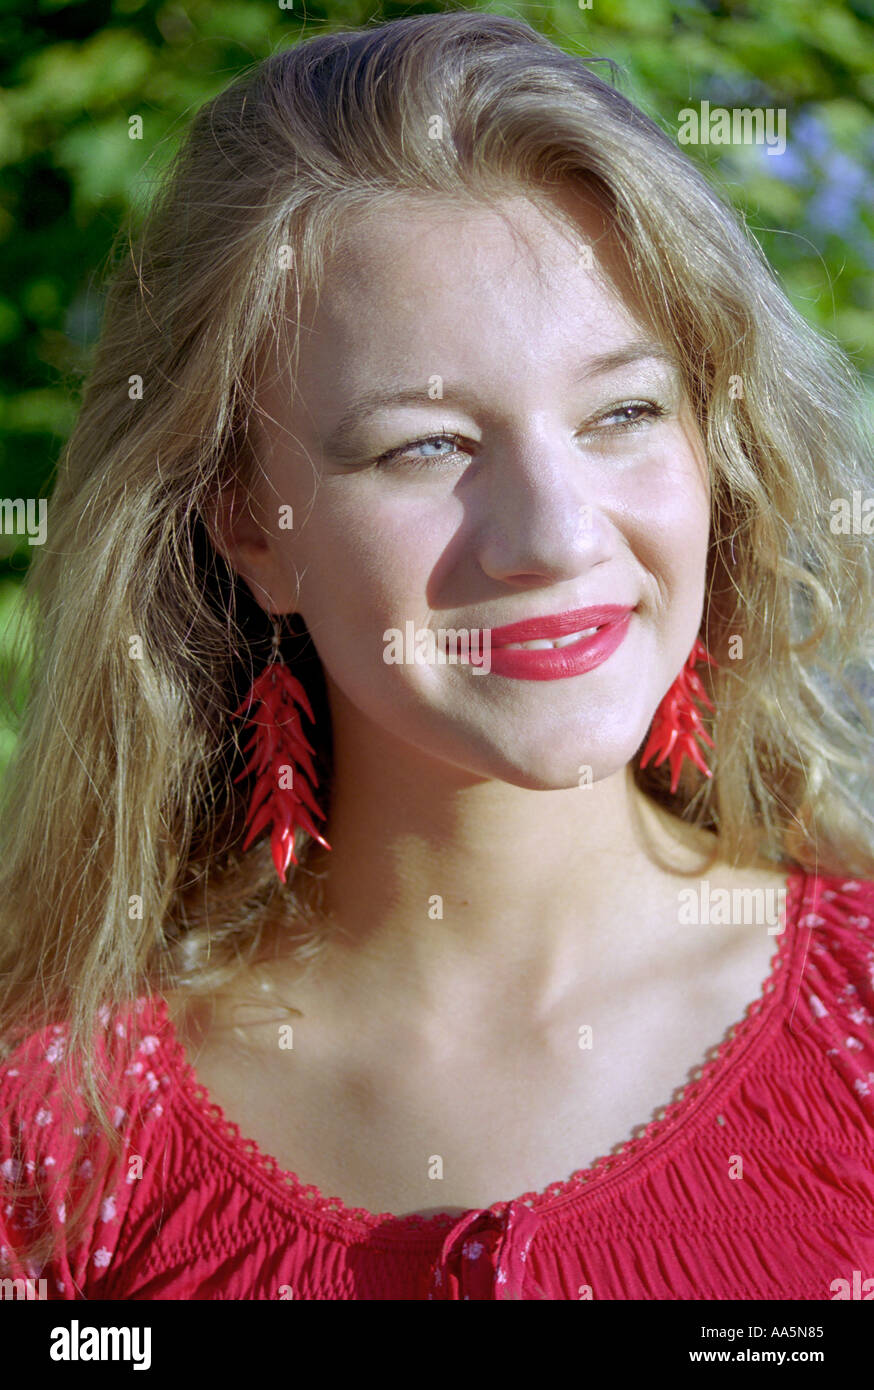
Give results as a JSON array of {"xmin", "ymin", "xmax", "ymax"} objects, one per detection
[
  {"xmin": 232, "ymin": 616, "xmax": 331, "ymax": 884},
  {"xmin": 639, "ymin": 636, "xmax": 717, "ymax": 794}
]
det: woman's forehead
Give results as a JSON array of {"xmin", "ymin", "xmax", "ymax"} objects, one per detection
[{"xmin": 294, "ymin": 190, "xmax": 648, "ymax": 349}]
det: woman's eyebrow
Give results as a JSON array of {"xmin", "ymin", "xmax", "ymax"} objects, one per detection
[{"xmin": 321, "ymin": 341, "xmax": 677, "ymax": 455}]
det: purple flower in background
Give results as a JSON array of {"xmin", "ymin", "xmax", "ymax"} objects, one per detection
[
  {"xmin": 766, "ymin": 110, "xmax": 828, "ymax": 186},
  {"xmin": 760, "ymin": 107, "xmax": 873, "ymax": 259},
  {"xmin": 770, "ymin": 143, "xmax": 807, "ymax": 185},
  {"xmin": 793, "ymin": 110, "xmax": 830, "ymax": 160},
  {"xmin": 808, "ymin": 152, "xmax": 866, "ymax": 235}
]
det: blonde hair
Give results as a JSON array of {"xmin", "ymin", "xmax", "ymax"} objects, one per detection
[{"xmin": 2, "ymin": 10, "xmax": 873, "ymax": 1276}]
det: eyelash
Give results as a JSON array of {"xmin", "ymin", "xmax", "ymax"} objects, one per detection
[{"xmin": 372, "ymin": 400, "xmax": 669, "ymax": 470}]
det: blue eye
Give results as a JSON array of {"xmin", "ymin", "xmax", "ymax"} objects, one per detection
[
  {"xmin": 372, "ymin": 400, "xmax": 667, "ymax": 469},
  {"xmin": 374, "ymin": 430, "xmax": 467, "ymax": 470},
  {"xmin": 593, "ymin": 401, "xmax": 667, "ymax": 432}
]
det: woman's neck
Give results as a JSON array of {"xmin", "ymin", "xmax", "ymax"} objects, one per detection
[{"xmin": 298, "ymin": 726, "xmax": 726, "ymax": 1017}]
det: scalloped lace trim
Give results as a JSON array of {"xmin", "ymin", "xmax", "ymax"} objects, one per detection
[{"xmin": 155, "ymin": 867, "xmax": 806, "ymax": 1235}]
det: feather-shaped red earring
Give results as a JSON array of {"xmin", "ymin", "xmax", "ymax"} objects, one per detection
[
  {"xmin": 639, "ymin": 636, "xmax": 717, "ymax": 794},
  {"xmin": 232, "ymin": 616, "xmax": 331, "ymax": 884}
]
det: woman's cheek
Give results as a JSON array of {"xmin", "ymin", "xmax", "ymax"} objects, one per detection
[
  {"xmin": 292, "ymin": 525, "xmax": 436, "ymax": 684},
  {"xmin": 630, "ymin": 441, "xmax": 708, "ymax": 541},
  {"xmin": 307, "ymin": 490, "xmax": 461, "ymax": 619}
]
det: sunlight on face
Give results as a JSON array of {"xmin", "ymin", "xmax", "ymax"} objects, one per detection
[{"xmin": 246, "ymin": 188, "xmax": 710, "ymax": 790}]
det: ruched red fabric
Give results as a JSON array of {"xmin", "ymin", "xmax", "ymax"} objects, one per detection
[{"xmin": 2, "ymin": 868, "xmax": 874, "ymax": 1300}]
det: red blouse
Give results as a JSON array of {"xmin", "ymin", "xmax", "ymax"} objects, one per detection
[{"xmin": 2, "ymin": 868, "xmax": 874, "ymax": 1300}]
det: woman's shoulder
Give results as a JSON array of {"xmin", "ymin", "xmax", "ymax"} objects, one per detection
[
  {"xmin": 0, "ymin": 994, "xmax": 178, "ymax": 1293},
  {"xmin": 797, "ymin": 868, "xmax": 874, "ymax": 966},
  {"xmin": 0, "ymin": 994, "xmax": 177, "ymax": 1142},
  {"xmin": 793, "ymin": 869, "xmax": 874, "ymax": 1109},
  {"xmin": 0, "ymin": 996, "xmax": 183, "ymax": 1190},
  {"xmin": 0, "ymin": 994, "xmax": 173, "ymax": 1114}
]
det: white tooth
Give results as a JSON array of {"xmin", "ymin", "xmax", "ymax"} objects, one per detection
[
  {"xmin": 553, "ymin": 626, "xmax": 598, "ymax": 648},
  {"xmin": 504, "ymin": 627, "xmax": 601, "ymax": 651}
]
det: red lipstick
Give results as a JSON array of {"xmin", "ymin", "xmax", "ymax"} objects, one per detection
[{"xmin": 486, "ymin": 604, "xmax": 634, "ymax": 681}]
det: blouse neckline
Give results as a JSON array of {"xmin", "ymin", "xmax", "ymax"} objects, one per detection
[{"xmin": 154, "ymin": 865, "xmax": 809, "ymax": 1239}]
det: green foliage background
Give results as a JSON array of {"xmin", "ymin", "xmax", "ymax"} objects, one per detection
[{"xmin": 1, "ymin": 0, "xmax": 872, "ymax": 773}]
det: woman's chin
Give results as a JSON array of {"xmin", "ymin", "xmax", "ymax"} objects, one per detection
[{"xmin": 464, "ymin": 743, "xmax": 641, "ymax": 792}]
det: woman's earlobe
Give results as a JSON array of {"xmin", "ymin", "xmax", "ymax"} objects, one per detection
[{"xmin": 207, "ymin": 484, "xmax": 275, "ymax": 584}]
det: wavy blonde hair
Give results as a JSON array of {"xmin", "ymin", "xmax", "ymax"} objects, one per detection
[{"xmin": 2, "ymin": 10, "xmax": 873, "ymax": 1277}]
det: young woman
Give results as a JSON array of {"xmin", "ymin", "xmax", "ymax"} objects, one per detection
[{"xmin": 1, "ymin": 12, "xmax": 873, "ymax": 1301}]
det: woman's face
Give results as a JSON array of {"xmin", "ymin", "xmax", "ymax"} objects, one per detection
[{"xmin": 237, "ymin": 188, "xmax": 710, "ymax": 789}]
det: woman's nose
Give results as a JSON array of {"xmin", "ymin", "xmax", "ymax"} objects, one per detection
[{"xmin": 472, "ymin": 433, "xmax": 616, "ymax": 587}]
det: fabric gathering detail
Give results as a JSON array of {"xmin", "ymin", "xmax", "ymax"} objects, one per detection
[{"xmin": 1, "ymin": 868, "xmax": 874, "ymax": 1300}]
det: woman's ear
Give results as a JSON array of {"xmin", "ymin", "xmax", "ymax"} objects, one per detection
[{"xmin": 205, "ymin": 474, "xmax": 290, "ymax": 618}]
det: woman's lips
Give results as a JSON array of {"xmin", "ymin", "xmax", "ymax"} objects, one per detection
[
  {"xmin": 488, "ymin": 604, "xmax": 634, "ymax": 646},
  {"xmin": 486, "ymin": 604, "xmax": 634, "ymax": 681}
]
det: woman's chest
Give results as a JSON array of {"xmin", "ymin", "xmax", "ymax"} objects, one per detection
[{"xmin": 174, "ymin": 925, "xmax": 778, "ymax": 1217}]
